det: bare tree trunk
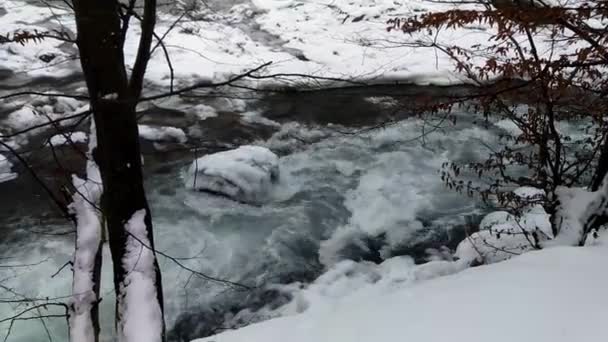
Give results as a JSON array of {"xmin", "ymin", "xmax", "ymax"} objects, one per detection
[
  {"xmin": 92, "ymin": 100, "xmax": 165, "ymax": 341},
  {"xmin": 71, "ymin": 0, "xmax": 165, "ymax": 340},
  {"xmin": 592, "ymin": 134, "xmax": 608, "ymax": 192}
]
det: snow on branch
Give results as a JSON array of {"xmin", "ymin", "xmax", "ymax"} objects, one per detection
[
  {"xmin": 552, "ymin": 174, "xmax": 608, "ymax": 246},
  {"xmin": 68, "ymin": 122, "xmax": 103, "ymax": 342}
]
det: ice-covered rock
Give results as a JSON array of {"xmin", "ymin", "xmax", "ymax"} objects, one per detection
[
  {"xmin": 0, "ymin": 154, "xmax": 17, "ymax": 183},
  {"xmin": 48, "ymin": 131, "xmax": 88, "ymax": 146},
  {"xmin": 456, "ymin": 209, "xmax": 551, "ymax": 265},
  {"xmin": 192, "ymin": 104, "xmax": 218, "ymax": 121},
  {"xmin": 185, "ymin": 145, "xmax": 280, "ymax": 204},
  {"xmin": 138, "ymin": 125, "xmax": 187, "ymax": 143},
  {"xmin": 455, "ymin": 186, "xmax": 554, "ymax": 265}
]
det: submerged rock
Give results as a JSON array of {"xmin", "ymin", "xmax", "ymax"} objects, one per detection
[{"xmin": 185, "ymin": 145, "xmax": 280, "ymax": 204}]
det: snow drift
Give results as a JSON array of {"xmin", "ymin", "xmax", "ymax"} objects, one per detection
[{"xmin": 195, "ymin": 243, "xmax": 608, "ymax": 342}]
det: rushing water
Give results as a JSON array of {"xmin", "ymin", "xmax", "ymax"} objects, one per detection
[
  {"xmin": 0, "ymin": 110, "xmax": 502, "ymax": 341},
  {"xmin": 0, "ymin": 1, "xmax": 504, "ymax": 340}
]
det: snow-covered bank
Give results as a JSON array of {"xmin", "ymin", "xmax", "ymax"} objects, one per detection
[
  {"xmin": 0, "ymin": 0, "xmax": 586, "ymax": 100},
  {"xmin": 0, "ymin": 0, "xmax": 491, "ymax": 90},
  {"xmin": 196, "ymin": 243, "xmax": 608, "ymax": 342}
]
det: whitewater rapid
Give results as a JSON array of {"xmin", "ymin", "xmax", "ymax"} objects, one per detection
[{"xmin": 0, "ymin": 112, "xmax": 504, "ymax": 341}]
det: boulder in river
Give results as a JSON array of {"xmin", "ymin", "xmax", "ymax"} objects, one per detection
[{"xmin": 185, "ymin": 145, "xmax": 280, "ymax": 204}]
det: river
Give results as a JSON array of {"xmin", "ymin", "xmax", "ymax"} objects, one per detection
[{"xmin": 0, "ymin": 1, "xmax": 502, "ymax": 341}]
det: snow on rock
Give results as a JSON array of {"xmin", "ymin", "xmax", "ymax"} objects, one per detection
[
  {"xmin": 6, "ymin": 97, "xmax": 87, "ymax": 128},
  {"xmin": 196, "ymin": 244, "xmax": 608, "ymax": 342},
  {"xmin": 2, "ymin": 100, "xmax": 89, "ymax": 149},
  {"xmin": 456, "ymin": 209, "xmax": 551, "ymax": 265},
  {"xmin": 185, "ymin": 145, "xmax": 280, "ymax": 204},
  {"xmin": 456, "ymin": 187, "xmax": 553, "ymax": 264},
  {"xmin": 514, "ymin": 186, "xmax": 545, "ymax": 200},
  {"xmin": 5, "ymin": 106, "xmax": 46, "ymax": 131},
  {"xmin": 119, "ymin": 209, "xmax": 163, "ymax": 342},
  {"xmin": 138, "ymin": 124, "xmax": 188, "ymax": 143},
  {"xmin": 53, "ymin": 97, "xmax": 84, "ymax": 114},
  {"xmin": 48, "ymin": 131, "xmax": 88, "ymax": 146},
  {"xmin": 192, "ymin": 104, "xmax": 218, "ymax": 121},
  {"xmin": 0, "ymin": 154, "xmax": 17, "ymax": 183}
]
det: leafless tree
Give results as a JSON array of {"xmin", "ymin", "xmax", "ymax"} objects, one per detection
[{"xmin": 388, "ymin": 0, "xmax": 608, "ymax": 246}]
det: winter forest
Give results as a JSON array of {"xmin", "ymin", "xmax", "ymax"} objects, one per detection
[{"xmin": 0, "ymin": 0, "xmax": 607, "ymax": 341}]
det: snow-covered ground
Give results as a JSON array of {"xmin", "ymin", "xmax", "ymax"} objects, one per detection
[
  {"xmin": 0, "ymin": 0, "xmax": 579, "ymax": 94},
  {"xmin": 0, "ymin": 0, "xmax": 486, "ymax": 92},
  {"xmin": 195, "ymin": 241, "xmax": 608, "ymax": 342}
]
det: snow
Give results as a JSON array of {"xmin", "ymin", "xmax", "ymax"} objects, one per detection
[
  {"xmin": 185, "ymin": 145, "xmax": 280, "ymax": 203},
  {"xmin": 456, "ymin": 186, "xmax": 553, "ymax": 264},
  {"xmin": 455, "ymin": 179, "xmax": 608, "ymax": 263},
  {"xmin": 54, "ymin": 97, "xmax": 84, "ymax": 114},
  {"xmin": 1, "ymin": 98, "xmax": 89, "ymax": 149},
  {"xmin": 0, "ymin": 0, "xmax": 79, "ymax": 78},
  {"xmin": 195, "ymin": 243, "xmax": 608, "ymax": 342},
  {"xmin": 101, "ymin": 93, "xmax": 118, "ymax": 100},
  {"xmin": 0, "ymin": 154, "xmax": 17, "ymax": 183},
  {"xmin": 552, "ymin": 182, "xmax": 607, "ymax": 246},
  {"xmin": 0, "ymin": 0, "xmax": 586, "ymax": 95},
  {"xmin": 0, "ymin": 109, "xmax": 601, "ymax": 342},
  {"xmin": 246, "ymin": 0, "xmax": 486, "ymax": 84},
  {"xmin": 5, "ymin": 106, "xmax": 46, "ymax": 132},
  {"xmin": 456, "ymin": 211, "xmax": 539, "ymax": 264},
  {"xmin": 514, "ymin": 186, "xmax": 546, "ymax": 200},
  {"xmin": 269, "ymin": 256, "xmax": 467, "ymax": 318},
  {"xmin": 48, "ymin": 131, "xmax": 88, "ymax": 146},
  {"xmin": 240, "ymin": 111, "xmax": 281, "ymax": 127},
  {"xmin": 0, "ymin": 0, "xmax": 491, "ymax": 91},
  {"xmin": 1, "ymin": 1, "xmax": 604, "ymax": 341},
  {"xmin": 68, "ymin": 122, "xmax": 103, "ymax": 342},
  {"xmin": 119, "ymin": 209, "xmax": 163, "ymax": 342},
  {"xmin": 138, "ymin": 124, "xmax": 188, "ymax": 143},
  {"xmin": 192, "ymin": 104, "xmax": 218, "ymax": 120}
]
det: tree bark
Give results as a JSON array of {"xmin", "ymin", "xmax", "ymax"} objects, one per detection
[
  {"xmin": 592, "ymin": 134, "xmax": 608, "ymax": 192},
  {"xmin": 72, "ymin": 0, "xmax": 165, "ymax": 340}
]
